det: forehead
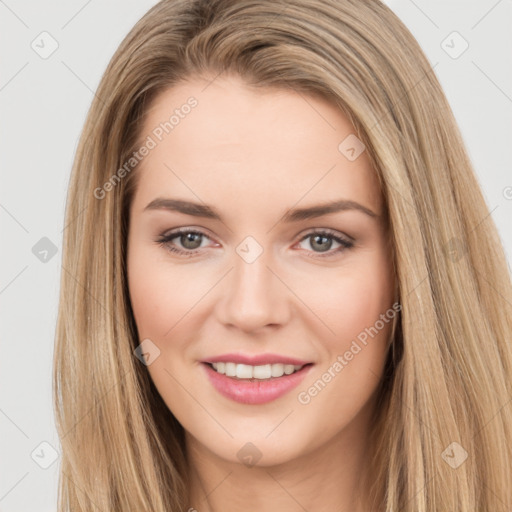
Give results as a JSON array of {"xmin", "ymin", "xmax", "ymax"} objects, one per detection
[{"xmin": 132, "ymin": 74, "xmax": 382, "ymax": 217}]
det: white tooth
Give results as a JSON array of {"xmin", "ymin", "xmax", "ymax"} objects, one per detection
[
  {"xmin": 236, "ymin": 364, "xmax": 253, "ymax": 379},
  {"xmin": 217, "ymin": 362, "xmax": 302, "ymax": 378},
  {"xmin": 284, "ymin": 364, "xmax": 295, "ymax": 375},
  {"xmin": 271, "ymin": 363, "xmax": 285, "ymax": 377},
  {"xmin": 225, "ymin": 362, "xmax": 237, "ymax": 377},
  {"xmin": 253, "ymin": 364, "xmax": 272, "ymax": 379}
]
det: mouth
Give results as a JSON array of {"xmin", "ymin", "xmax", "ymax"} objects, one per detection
[{"xmin": 201, "ymin": 361, "xmax": 314, "ymax": 405}]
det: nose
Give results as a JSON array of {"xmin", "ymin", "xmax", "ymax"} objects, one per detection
[{"xmin": 215, "ymin": 244, "xmax": 291, "ymax": 333}]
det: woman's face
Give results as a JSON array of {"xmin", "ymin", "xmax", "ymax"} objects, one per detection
[{"xmin": 127, "ymin": 74, "xmax": 395, "ymax": 467}]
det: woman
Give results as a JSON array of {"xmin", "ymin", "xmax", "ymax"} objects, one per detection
[{"xmin": 53, "ymin": 0, "xmax": 512, "ymax": 510}]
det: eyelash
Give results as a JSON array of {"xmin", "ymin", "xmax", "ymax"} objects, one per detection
[{"xmin": 156, "ymin": 227, "xmax": 354, "ymax": 259}]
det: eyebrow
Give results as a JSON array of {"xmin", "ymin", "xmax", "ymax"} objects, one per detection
[{"xmin": 143, "ymin": 198, "xmax": 378, "ymax": 221}]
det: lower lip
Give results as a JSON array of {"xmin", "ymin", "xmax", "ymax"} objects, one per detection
[{"xmin": 202, "ymin": 363, "xmax": 313, "ymax": 405}]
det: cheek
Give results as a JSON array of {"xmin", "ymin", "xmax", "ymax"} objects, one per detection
[
  {"xmin": 128, "ymin": 258, "xmax": 171, "ymax": 339},
  {"xmin": 331, "ymin": 272, "xmax": 391, "ymax": 344},
  {"xmin": 292, "ymin": 256, "xmax": 394, "ymax": 436},
  {"xmin": 295, "ymin": 250, "xmax": 393, "ymax": 350},
  {"xmin": 127, "ymin": 244, "xmax": 206, "ymax": 339},
  {"xmin": 292, "ymin": 250, "xmax": 394, "ymax": 406}
]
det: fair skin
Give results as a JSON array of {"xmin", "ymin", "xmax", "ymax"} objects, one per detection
[{"xmin": 127, "ymin": 73, "xmax": 395, "ymax": 511}]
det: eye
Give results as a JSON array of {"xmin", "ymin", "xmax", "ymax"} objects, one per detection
[
  {"xmin": 296, "ymin": 229, "xmax": 354, "ymax": 258},
  {"xmin": 156, "ymin": 228, "xmax": 214, "ymax": 257},
  {"xmin": 156, "ymin": 227, "xmax": 354, "ymax": 259}
]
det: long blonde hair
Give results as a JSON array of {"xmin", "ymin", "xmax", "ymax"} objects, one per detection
[{"xmin": 53, "ymin": 0, "xmax": 512, "ymax": 510}]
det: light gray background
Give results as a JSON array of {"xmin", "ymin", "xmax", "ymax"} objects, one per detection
[{"xmin": 1, "ymin": 1, "xmax": 511, "ymax": 510}]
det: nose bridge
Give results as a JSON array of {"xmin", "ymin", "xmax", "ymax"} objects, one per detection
[{"xmin": 217, "ymin": 235, "xmax": 289, "ymax": 331}]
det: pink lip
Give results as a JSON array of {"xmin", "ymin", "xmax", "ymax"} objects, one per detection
[
  {"xmin": 202, "ymin": 353, "xmax": 311, "ymax": 366},
  {"xmin": 202, "ymin": 362, "xmax": 314, "ymax": 405}
]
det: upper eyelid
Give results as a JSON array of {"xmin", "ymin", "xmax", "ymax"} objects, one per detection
[{"xmin": 159, "ymin": 227, "xmax": 216, "ymax": 243}]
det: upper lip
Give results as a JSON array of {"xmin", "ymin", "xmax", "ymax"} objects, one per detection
[{"xmin": 202, "ymin": 353, "xmax": 312, "ymax": 366}]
